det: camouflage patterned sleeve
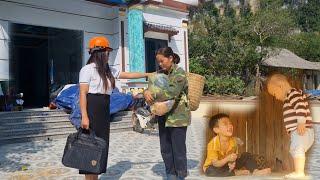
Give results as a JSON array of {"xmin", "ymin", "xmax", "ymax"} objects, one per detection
[{"xmin": 157, "ymin": 69, "xmax": 187, "ymax": 101}]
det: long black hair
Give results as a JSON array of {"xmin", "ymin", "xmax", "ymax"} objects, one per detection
[
  {"xmin": 156, "ymin": 47, "xmax": 180, "ymax": 64},
  {"xmin": 87, "ymin": 49, "xmax": 115, "ymax": 91}
]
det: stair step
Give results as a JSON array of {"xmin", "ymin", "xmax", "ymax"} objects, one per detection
[
  {"xmin": 0, "ymin": 114, "xmax": 69, "ymax": 123},
  {"xmin": 111, "ymin": 123, "xmax": 132, "ymax": 130},
  {"xmin": 0, "ymin": 130, "xmax": 76, "ymax": 144},
  {"xmin": 0, "ymin": 120, "xmax": 133, "ymax": 133},
  {"xmin": 0, "ymin": 125, "xmax": 75, "ymax": 137},
  {"xmin": 0, "ymin": 115, "xmax": 132, "ymax": 125},
  {"xmin": 0, "ymin": 110, "xmax": 132, "ymax": 118},
  {"xmin": 110, "ymin": 127, "xmax": 133, "ymax": 133},
  {"xmin": 111, "ymin": 117, "xmax": 131, "ymax": 123},
  {"xmin": 111, "ymin": 112, "xmax": 132, "ymax": 121},
  {"xmin": 0, "ymin": 110, "xmax": 136, "ymax": 144},
  {"xmin": 0, "ymin": 110, "xmax": 132, "ymax": 119},
  {"xmin": 0, "ymin": 117, "xmax": 132, "ymax": 130},
  {"xmin": 0, "ymin": 126, "xmax": 133, "ymax": 144},
  {"xmin": 0, "ymin": 120, "xmax": 72, "ymax": 130},
  {"xmin": 1, "ymin": 118, "xmax": 70, "ymax": 125},
  {"xmin": 0, "ymin": 112, "xmax": 132, "ymax": 123},
  {"xmin": 113, "ymin": 111, "xmax": 133, "ymax": 117},
  {"xmin": 0, "ymin": 129, "xmax": 134, "ymax": 144},
  {"xmin": 0, "ymin": 109, "xmax": 68, "ymax": 118}
]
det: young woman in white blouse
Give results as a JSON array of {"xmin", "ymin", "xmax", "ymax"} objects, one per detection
[{"xmin": 79, "ymin": 36, "xmax": 150, "ymax": 180}]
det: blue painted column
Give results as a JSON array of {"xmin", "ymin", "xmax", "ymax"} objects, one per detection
[{"xmin": 128, "ymin": 9, "xmax": 145, "ymax": 82}]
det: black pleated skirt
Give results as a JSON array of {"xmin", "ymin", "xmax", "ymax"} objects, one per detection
[{"xmin": 79, "ymin": 93, "xmax": 110, "ymax": 175}]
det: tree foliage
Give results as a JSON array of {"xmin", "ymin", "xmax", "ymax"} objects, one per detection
[
  {"xmin": 188, "ymin": 0, "xmax": 297, "ymax": 95},
  {"xmin": 294, "ymin": 0, "xmax": 320, "ymax": 32}
]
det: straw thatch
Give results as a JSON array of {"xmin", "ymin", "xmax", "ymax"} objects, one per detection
[{"xmin": 262, "ymin": 49, "xmax": 320, "ymax": 70}]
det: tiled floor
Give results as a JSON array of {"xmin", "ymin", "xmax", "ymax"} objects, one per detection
[{"xmin": 0, "ymin": 117, "xmax": 318, "ymax": 180}]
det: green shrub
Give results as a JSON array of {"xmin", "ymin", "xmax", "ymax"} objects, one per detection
[
  {"xmin": 189, "ymin": 57, "xmax": 208, "ymax": 76},
  {"xmin": 205, "ymin": 76, "xmax": 245, "ymax": 95}
]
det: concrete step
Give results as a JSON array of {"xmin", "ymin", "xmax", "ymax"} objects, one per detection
[
  {"xmin": 0, "ymin": 109, "xmax": 68, "ymax": 119},
  {"xmin": 0, "ymin": 123, "xmax": 133, "ymax": 144},
  {"xmin": 111, "ymin": 122, "xmax": 132, "ymax": 130},
  {"xmin": 0, "ymin": 110, "xmax": 135, "ymax": 144},
  {"xmin": 111, "ymin": 111, "xmax": 132, "ymax": 121},
  {"xmin": 0, "ymin": 119, "xmax": 133, "ymax": 134},
  {"xmin": 0, "ymin": 111, "xmax": 132, "ymax": 123},
  {"xmin": 0, "ymin": 130, "xmax": 76, "ymax": 144},
  {"xmin": 0, "ymin": 125, "xmax": 76, "ymax": 137},
  {"xmin": 0, "ymin": 114, "xmax": 69, "ymax": 123},
  {"xmin": 0, "ymin": 119, "xmax": 72, "ymax": 130},
  {"xmin": 0, "ymin": 126, "xmax": 135, "ymax": 144},
  {"xmin": 0, "ymin": 114, "xmax": 133, "ymax": 130}
]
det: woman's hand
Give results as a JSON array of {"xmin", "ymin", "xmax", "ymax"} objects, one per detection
[
  {"xmin": 81, "ymin": 116, "xmax": 90, "ymax": 129},
  {"xmin": 143, "ymin": 90, "xmax": 154, "ymax": 104}
]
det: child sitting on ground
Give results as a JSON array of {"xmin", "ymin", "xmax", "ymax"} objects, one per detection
[
  {"xmin": 266, "ymin": 73, "xmax": 314, "ymax": 178},
  {"xmin": 203, "ymin": 113, "xmax": 271, "ymax": 177}
]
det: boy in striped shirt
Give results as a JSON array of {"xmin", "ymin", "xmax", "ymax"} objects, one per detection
[{"xmin": 266, "ymin": 73, "xmax": 314, "ymax": 178}]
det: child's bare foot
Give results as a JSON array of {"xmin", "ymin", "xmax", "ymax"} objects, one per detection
[
  {"xmin": 252, "ymin": 168, "xmax": 271, "ymax": 176},
  {"xmin": 235, "ymin": 170, "xmax": 250, "ymax": 176},
  {"xmin": 284, "ymin": 172, "xmax": 305, "ymax": 179}
]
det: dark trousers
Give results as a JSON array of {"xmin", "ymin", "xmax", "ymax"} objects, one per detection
[
  {"xmin": 79, "ymin": 94, "xmax": 110, "ymax": 175},
  {"xmin": 205, "ymin": 165, "xmax": 235, "ymax": 177},
  {"xmin": 158, "ymin": 116, "xmax": 188, "ymax": 178},
  {"xmin": 235, "ymin": 152, "xmax": 260, "ymax": 172},
  {"xmin": 205, "ymin": 152, "xmax": 260, "ymax": 177}
]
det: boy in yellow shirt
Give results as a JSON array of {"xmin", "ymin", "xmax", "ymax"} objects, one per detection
[{"xmin": 203, "ymin": 113, "xmax": 271, "ymax": 177}]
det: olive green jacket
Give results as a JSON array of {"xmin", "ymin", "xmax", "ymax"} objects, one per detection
[{"xmin": 157, "ymin": 64, "xmax": 191, "ymax": 127}]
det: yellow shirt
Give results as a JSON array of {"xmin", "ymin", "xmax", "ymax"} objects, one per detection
[{"xmin": 203, "ymin": 136, "xmax": 238, "ymax": 172}]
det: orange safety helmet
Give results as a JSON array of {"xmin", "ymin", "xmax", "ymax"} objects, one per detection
[{"xmin": 88, "ymin": 36, "xmax": 112, "ymax": 54}]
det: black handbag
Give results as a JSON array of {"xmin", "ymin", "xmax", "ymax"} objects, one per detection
[{"xmin": 62, "ymin": 128, "xmax": 107, "ymax": 174}]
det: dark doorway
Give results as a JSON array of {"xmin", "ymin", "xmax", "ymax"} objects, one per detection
[
  {"xmin": 145, "ymin": 38, "xmax": 168, "ymax": 73},
  {"xmin": 10, "ymin": 23, "xmax": 82, "ymax": 108}
]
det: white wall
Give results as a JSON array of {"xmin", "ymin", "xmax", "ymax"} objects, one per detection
[
  {"xmin": 0, "ymin": 20, "xmax": 9, "ymax": 81},
  {"xmin": 0, "ymin": 0, "xmax": 191, "ymax": 90},
  {"xmin": 141, "ymin": 0, "xmax": 199, "ymax": 6},
  {"xmin": 175, "ymin": 0, "xmax": 199, "ymax": 5},
  {"xmin": 142, "ymin": 6, "xmax": 189, "ymax": 71},
  {"xmin": 0, "ymin": 0, "xmax": 119, "ymax": 66}
]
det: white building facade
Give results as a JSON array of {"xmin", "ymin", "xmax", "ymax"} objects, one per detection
[{"xmin": 0, "ymin": 0, "xmax": 197, "ymax": 107}]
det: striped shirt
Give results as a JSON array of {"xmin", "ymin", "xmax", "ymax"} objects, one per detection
[{"xmin": 283, "ymin": 88, "xmax": 313, "ymax": 133}]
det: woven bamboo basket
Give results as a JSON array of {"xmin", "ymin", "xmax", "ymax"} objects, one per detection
[{"xmin": 187, "ymin": 73, "xmax": 205, "ymax": 111}]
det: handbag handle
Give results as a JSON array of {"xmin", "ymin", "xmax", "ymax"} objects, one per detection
[{"xmin": 76, "ymin": 128, "xmax": 99, "ymax": 145}]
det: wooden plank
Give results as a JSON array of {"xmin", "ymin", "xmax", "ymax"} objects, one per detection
[
  {"xmin": 259, "ymin": 92, "xmax": 266, "ymax": 157},
  {"xmin": 238, "ymin": 111, "xmax": 247, "ymax": 154},
  {"xmin": 267, "ymin": 92, "xmax": 276, "ymax": 169},
  {"xmin": 247, "ymin": 110, "xmax": 255, "ymax": 153},
  {"xmin": 273, "ymin": 95, "xmax": 283, "ymax": 171}
]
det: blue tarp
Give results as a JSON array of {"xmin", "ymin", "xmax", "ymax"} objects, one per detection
[
  {"xmin": 305, "ymin": 90, "xmax": 320, "ymax": 96},
  {"xmin": 104, "ymin": 0, "xmax": 132, "ymax": 5},
  {"xmin": 55, "ymin": 85, "xmax": 79, "ymax": 110},
  {"xmin": 55, "ymin": 85, "xmax": 134, "ymax": 128}
]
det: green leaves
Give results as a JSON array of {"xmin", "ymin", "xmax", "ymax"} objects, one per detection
[
  {"xmin": 280, "ymin": 32, "xmax": 320, "ymax": 62},
  {"xmin": 295, "ymin": 0, "xmax": 320, "ymax": 32},
  {"xmin": 205, "ymin": 76, "xmax": 245, "ymax": 95},
  {"xmin": 189, "ymin": 1, "xmax": 320, "ymax": 95}
]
